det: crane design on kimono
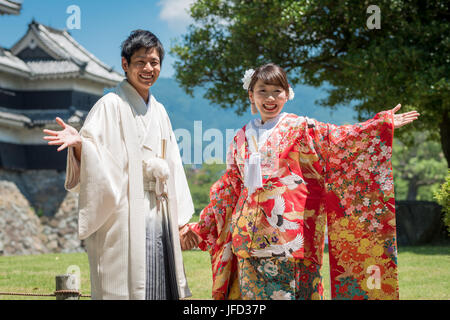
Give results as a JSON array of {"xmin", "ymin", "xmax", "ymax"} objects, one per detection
[
  {"xmin": 280, "ymin": 164, "xmax": 307, "ymax": 190},
  {"xmin": 251, "ymin": 233, "xmax": 304, "ymax": 258},
  {"xmin": 263, "ymin": 195, "xmax": 300, "ymax": 232}
]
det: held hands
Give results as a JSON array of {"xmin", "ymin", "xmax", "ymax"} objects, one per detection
[
  {"xmin": 179, "ymin": 224, "xmax": 202, "ymax": 251},
  {"xmin": 391, "ymin": 104, "xmax": 420, "ymax": 129}
]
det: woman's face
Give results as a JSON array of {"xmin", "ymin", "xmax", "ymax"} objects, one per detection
[{"xmin": 249, "ymin": 79, "xmax": 288, "ymax": 123}]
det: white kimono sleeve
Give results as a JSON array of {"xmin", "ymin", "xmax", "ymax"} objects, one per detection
[
  {"xmin": 64, "ymin": 93, "xmax": 128, "ymax": 240},
  {"xmin": 164, "ymin": 113, "xmax": 194, "ymax": 227},
  {"xmin": 65, "ymin": 147, "xmax": 81, "ymax": 193}
]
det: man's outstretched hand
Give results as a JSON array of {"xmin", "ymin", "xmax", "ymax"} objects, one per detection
[
  {"xmin": 43, "ymin": 117, "xmax": 82, "ymax": 161},
  {"xmin": 43, "ymin": 117, "xmax": 81, "ymax": 151}
]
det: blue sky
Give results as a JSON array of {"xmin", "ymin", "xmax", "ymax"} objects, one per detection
[{"xmin": 0, "ymin": 0, "xmax": 194, "ymax": 77}]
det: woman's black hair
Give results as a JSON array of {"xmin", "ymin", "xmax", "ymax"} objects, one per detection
[
  {"xmin": 248, "ymin": 63, "xmax": 289, "ymax": 94},
  {"xmin": 121, "ymin": 29, "xmax": 165, "ymax": 64}
]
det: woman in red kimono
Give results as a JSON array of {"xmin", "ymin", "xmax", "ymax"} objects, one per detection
[{"xmin": 183, "ymin": 63, "xmax": 419, "ymax": 300}]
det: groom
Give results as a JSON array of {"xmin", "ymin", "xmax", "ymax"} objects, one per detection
[{"xmin": 44, "ymin": 30, "xmax": 198, "ymax": 300}]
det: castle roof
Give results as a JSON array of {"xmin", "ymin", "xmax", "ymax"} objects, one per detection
[
  {"xmin": 0, "ymin": 0, "xmax": 21, "ymax": 15},
  {"xmin": 1, "ymin": 21, "xmax": 123, "ymax": 86}
]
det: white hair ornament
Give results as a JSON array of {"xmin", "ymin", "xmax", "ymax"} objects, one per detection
[{"xmin": 241, "ymin": 69, "xmax": 255, "ymax": 90}]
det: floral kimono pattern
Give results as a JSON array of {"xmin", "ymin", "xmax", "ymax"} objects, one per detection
[
  {"xmin": 190, "ymin": 111, "xmax": 399, "ymax": 300},
  {"xmin": 238, "ymin": 257, "xmax": 324, "ymax": 300}
]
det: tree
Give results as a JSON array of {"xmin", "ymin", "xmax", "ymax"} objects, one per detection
[
  {"xmin": 184, "ymin": 162, "xmax": 226, "ymax": 219},
  {"xmin": 392, "ymin": 133, "xmax": 447, "ymax": 201},
  {"xmin": 171, "ymin": 0, "xmax": 449, "ymax": 165}
]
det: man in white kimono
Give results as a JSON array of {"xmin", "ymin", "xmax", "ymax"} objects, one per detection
[{"xmin": 43, "ymin": 30, "xmax": 196, "ymax": 300}]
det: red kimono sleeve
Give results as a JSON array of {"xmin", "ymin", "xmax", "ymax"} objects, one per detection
[
  {"xmin": 319, "ymin": 110, "xmax": 399, "ymax": 300},
  {"xmin": 189, "ymin": 165, "xmax": 243, "ymax": 299}
]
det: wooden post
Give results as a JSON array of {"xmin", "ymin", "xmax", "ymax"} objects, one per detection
[{"xmin": 55, "ymin": 274, "xmax": 79, "ymax": 300}]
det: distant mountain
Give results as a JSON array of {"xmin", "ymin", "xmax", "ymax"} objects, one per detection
[{"xmin": 150, "ymin": 77, "xmax": 358, "ymax": 165}]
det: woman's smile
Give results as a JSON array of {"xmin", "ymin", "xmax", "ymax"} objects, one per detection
[{"xmin": 262, "ymin": 103, "xmax": 278, "ymax": 111}]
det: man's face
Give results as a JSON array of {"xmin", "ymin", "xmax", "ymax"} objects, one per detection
[{"xmin": 121, "ymin": 47, "xmax": 161, "ymax": 97}]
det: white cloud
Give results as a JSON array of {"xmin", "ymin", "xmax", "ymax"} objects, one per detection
[{"xmin": 158, "ymin": 0, "xmax": 195, "ymax": 31}]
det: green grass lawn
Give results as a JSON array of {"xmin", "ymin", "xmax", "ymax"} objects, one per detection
[{"xmin": 0, "ymin": 245, "xmax": 448, "ymax": 300}]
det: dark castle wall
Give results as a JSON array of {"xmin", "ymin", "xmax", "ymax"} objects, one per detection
[
  {"xmin": 0, "ymin": 86, "xmax": 97, "ymax": 171},
  {"xmin": 0, "ymin": 87, "xmax": 100, "ymax": 111},
  {"xmin": 0, "ymin": 142, "xmax": 67, "ymax": 171}
]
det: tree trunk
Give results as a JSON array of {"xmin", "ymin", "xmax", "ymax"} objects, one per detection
[{"xmin": 406, "ymin": 180, "xmax": 418, "ymax": 201}]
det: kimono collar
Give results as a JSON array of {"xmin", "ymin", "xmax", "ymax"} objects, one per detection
[
  {"xmin": 252, "ymin": 112, "xmax": 286, "ymax": 129},
  {"xmin": 117, "ymin": 80, "xmax": 161, "ymax": 152},
  {"xmin": 119, "ymin": 80, "xmax": 152, "ymax": 116},
  {"xmin": 243, "ymin": 113, "xmax": 287, "ymax": 197},
  {"xmin": 247, "ymin": 112, "xmax": 287, "ymax": 151}
]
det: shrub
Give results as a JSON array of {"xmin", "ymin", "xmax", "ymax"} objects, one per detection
[{"xmin": 434, "ymin": 170, "xmax": 450, "ymax": 234}]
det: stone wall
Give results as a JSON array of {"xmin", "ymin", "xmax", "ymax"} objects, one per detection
[
  {"xmin": 39, "ymin": 191, "xmax": 84, "ymax": 254},
  {"xmin": 0, "ymin": 180, "xmax": 49, "ymax": 255},
  {"xmin": 0, "ymin": 177, "xmax": 84, "ymax": 256},
  {"xmin": 0, "ymin": 169, "xmax": 67, "ymax": 217}
]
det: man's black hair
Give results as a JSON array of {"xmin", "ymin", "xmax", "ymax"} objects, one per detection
[{"xmin": 121, "ymin": 30, "xmax": 165, "ymax": 64}]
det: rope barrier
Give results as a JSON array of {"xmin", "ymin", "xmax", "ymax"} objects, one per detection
[
  {"xmin": 0, "ymin": 290, "xmax": 91, "ymax": 298},
  {"xmin": 0, "ymin": 274, "xmax": 91, "ymax": 299},
  {"xmin": 0, "ymin": 291, "xmax": 56, "ymax": 297}
]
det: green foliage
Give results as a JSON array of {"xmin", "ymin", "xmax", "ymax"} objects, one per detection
[
  {"xmin": 185, "ymin": 163, "xmax": 226, "ymax": 221},
  {"xmin": 172, "ymin": 0, "xmax": 450, "ymax": 161},
  {"xmin": 392, "ymin": 133, "xmax": 448, "ymax": 201},
  {"xmin": 36, "ymin": 208, "xmax": 44, "ymax": 217},
  {"xmin": 434, "ymin": 170, "xmax": 450, "ymax": 234}
]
